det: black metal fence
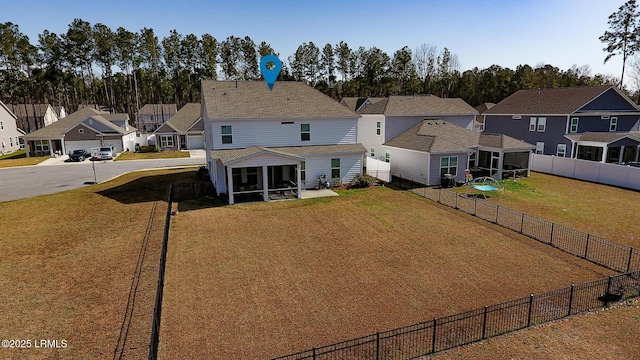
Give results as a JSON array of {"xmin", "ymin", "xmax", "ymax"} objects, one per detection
[
  {"xmin": 273, "ymin": 271, "xmax": 640, "ymax": 360},
  {"xmin": 417, "ymin": 187, "xmax": 640, "ymax": 273},
  {"xmin": 148, "ymin": 185, "xmax": 173, "ymax": 360}
]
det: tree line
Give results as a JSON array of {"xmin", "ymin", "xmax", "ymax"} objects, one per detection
[{"xmin": 0, "ymin": 19, "xmax": 619, "ymax": 121}]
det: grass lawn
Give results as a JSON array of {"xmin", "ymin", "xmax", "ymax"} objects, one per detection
[
  {"xmin": 115, "ymin": 151, "xmax": 190, "ymax": 161},
  {"xmin": 493, "ymin": 172, "xmax": 640, "ymax": 248},
  {"xmin": 0, "ymin": 168, "xmax": 197, "ymax": 359},
  {"xmin": 159, "ymin": 187, "xmax": 613, "ymax": 360},
  {"xmin": 0, "ymin": 149, "xmax": 48, "ymax": 167}
]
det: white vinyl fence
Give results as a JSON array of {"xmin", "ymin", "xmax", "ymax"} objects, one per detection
[
  {"xmin": 365, "ymin": 157, "xmax": 391, "ymax": 182},
  {"xmin": 531, "ymin": 154, "xmax": 640, "ymax": 190}
]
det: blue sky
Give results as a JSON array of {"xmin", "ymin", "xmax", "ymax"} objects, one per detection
[{"xmin": 3, "ymin": 0, "xmax": 629, "ymax": 85}]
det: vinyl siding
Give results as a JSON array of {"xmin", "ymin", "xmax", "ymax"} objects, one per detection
[
  {"xmin": 208, "ymin": 118, "xmax": 358, "ymax": 149},
  {"xmin": 357, "ymin": 114, "xmax": 386, "ymax": 160},
  {"xmin": 571, "ymin": 115, "xmax": 639, "ymax": 133},
  {"xmin": 384, "ymin": 146, "xmax": 430, "ymax": 185},
  {"xmin": 484, "ymin": 115, "xmax": 569, "ymax": 156},
  {"xmin": 579, "ymin": 88, "xmax": 637, "ymax": 111}
]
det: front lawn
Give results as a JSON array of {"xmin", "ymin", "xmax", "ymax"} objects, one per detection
[
  {"xmin": 114, "ymin": 150, "xmax": 190, "ymax": 161},
  {"xmin": 0, "ymin": 150, "xmax": 49, "ymax": 167}
]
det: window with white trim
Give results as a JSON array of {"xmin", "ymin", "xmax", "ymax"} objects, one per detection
[
  {"xmin": 385, "ymin": 150, "xmax": 390, "ymax": 163},
  {"xmin": 221, "ymin": 125, "xmax": 232, "ymax": 144},
  {"xmin": 78, "ymin": 128, "xmax": 84, "ymax": 134},
  {"xmin": 570, "ymin": 118, "xmax": 579, "ymax": 133},
  {"xmin": 609, "ymin": 117, "xmax": 617, "ymax": 131},
  {"xmin": 556, "ymin": 144, "xmax": 566, "ymax": 157},
  {"xmin": 331, "ymin": 158, "xmax": 340, "ymax": 178},
  {"xmin": 35, "ymin": 140, "xmax": 49, "ymax": 152},
  {"xmin": 160, "ymin": 135, "xmax": 174, "ymax": 147},
  {"xmin": 440, "ymin": 156, "xmax": 458, "ymax": 177},
  {"xmin": 537, "ymin": 117, "xmax": 546, "ymax": 132},
  {"xmin": 301, "ymin": 123, "xmax": 310, "ymax": 141},
  {"xmin": 535, "ymin": 142, "xmax": 544, "ymax": 154},
  {"xmin": 370, "ymin": 147, "xmax": 375, "ymax": 157},
  {"xmin": 529, "ymin": 117, "xmax": 536, "ymax": 132},
  {"xmin": 9, "ymin": 137, "xmax": 13, "ymax": 146},
  {"xmin": 376, "ymin": 121, "xmax": 381, "ymax": 135},
  {"xmin": 300, "ymin": 161, "xmax": 306, "ymax": 182},
  {"xmin": 0, "ymin": 121, "xmax": 3, "ymax": 129}
]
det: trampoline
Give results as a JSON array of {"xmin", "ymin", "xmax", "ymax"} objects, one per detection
[{"xmin": 465, "ymin": 177, "xmax": 504, "ymax": 198}]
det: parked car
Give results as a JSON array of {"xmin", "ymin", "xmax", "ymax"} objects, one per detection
[
  {"xmin": 92, "ymin": 145, "xmax": 116, "ymax": 160},
  {"xmin": 69, "ymin": 149, "xmax": 90, "ymax": 162}
]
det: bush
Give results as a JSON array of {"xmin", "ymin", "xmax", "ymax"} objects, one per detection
[
  {"xmin": 350, "ymin": 174, "xmax": 377, "ymax": 189},
  {"xmin": 196, "ymin": 166, "xmax": 209, "ymax": 180}
]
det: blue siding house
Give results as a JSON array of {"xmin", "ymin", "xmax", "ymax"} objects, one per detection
[{"xmin": 483, "ymin": 85, "xmax": 640, "ymax": 161}]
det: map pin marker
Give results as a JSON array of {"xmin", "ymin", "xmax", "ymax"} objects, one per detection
[{"xmin": 260, "ymin": 54, "xmax": 282, "ymax": 91}]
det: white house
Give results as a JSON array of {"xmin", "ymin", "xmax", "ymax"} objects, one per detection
[
  {"xmin": 0, "ymin": 101, "xmax": 25, "ymax": 154},
  {"xmin": 202, "ymin": 80, "xmax": 366, "ymax": 204},
  {"xmin": 24, "ymin": 107, "xmax": 137, "ymax": 157},
  {"xmin": 383, "ymin": 120, "xmax": 534, "ymax": 185},
  {"xmin": 342, "ymin": 95, "xmax": 478, "ymax": 164}
]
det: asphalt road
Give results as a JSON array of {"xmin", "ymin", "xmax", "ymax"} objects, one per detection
[{"xmin": 0, "ymin": 157, "xmax": 206, "ymax": 202}]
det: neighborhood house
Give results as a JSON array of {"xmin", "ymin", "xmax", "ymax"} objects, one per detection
[
  {"xmin": 0, "ymin": 101, "xmax": 26, "ymax": 154},
  {"xmin": 136, "ymin": 103, "xmax": 178, "ymax": 132},
  {"xmin": 483, "ymin": 85, "xmax": 640, "ymax": 164},
  {"xmin": 203, "ymin": 81, "xmax": 366, "ymax": 204},
  {"xmin": 153, "ymin": 103, "xmax": 205, "ymax": 150}
]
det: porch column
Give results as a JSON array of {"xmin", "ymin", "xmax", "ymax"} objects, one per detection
[
  {"xmin": 497, "ymin": 150, "xmax": 505, "ymax": 180},
  {"xmin": 636, "ymin": 145, "xmax": 640, "ymax": 163},
  {"xmin": 296, "ymin": 162, "xmax": 302, "ymax": 199},
  {"xmin": 619, "ymin": 145, "xmax": 625, "ymax": 164},
  {"xmin": 601, "ymin": 145, "xmax": 608, "ymax": 163},
  {"xmin": 48, "ymin": 139, "xmax": 54, "ymax": 157},
  {"xmin": 262, "ymin": 165, "xmax": 269, "ymax": 202},
  {"xmin": 226, "ymin": 166, "xmax": 235, "ymax": 205},
  {"xmin": 61, "ymin": 137, "xmax": 66, "ymax": 156}
]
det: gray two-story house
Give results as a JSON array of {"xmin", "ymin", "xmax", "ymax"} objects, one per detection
[{"xmin": 483, "ymin": 85, "xmax": 640, "ymax": 162}]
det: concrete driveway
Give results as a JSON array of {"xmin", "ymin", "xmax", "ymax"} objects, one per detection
[{"xmin": 0, "ymin": 151, "xmax": 206, "ymax": 202}]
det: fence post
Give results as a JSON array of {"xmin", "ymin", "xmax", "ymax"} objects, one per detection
[
  {"xmin": 482, "ymin": 306, "xmax": 488, "ymax": 339},
  {"xmin": 567, "ymin": 284, "xmax": 574, "ymax": 316},
  {"xmin": 312, "ymin": 347, "xmax": 316, "ymax": 360},
  {"xmin": 474, "ymin": 196, "xmax": 477, "ymax": 216},
  {"xmin": 376, "ymin": 332, "xmax": 380, "ymax": 360},
  {"xmin": 550, "ymin": 223, "xmax": 555, "ymax": 246},
  {"xmin": 431, "ymin": 318, "xmax": 437, "ymax": 354},
  {"xmin": 495, "ymin": 205, "xmax": 499, "ymax": 223},
  {"xmin": 583, "ymin": 234, "xmax": 590, "ymax": 259},
  {"xmin": 627, "ymin": 248, "xmax": 634, "ymax": 272},
  {"xmin": 455, "ymin": 192, "xmax": 458, "ymax": 209},
  {"xmin": 520, "ymin": 213, "xmax": 524, "ymax": 234},
  {"xmin": 438, "ymin": 188, "xmax": 441, "ymax": 203},
  {"xmin": 527, "ymin": 294, "xmax": 534, "ymax": 327},
  {"xmin": 605, "ymin": 276, "xmax": 612, "ymax": 307}
]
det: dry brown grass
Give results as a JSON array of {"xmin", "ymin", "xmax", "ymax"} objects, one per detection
[
  {"xmin": 0, "ymin": 155, "xmax": 48, "ymax": 167},
  {"xmin": 159, "ymin": 187, "xmax": 613, "ymax": 360},
  {"xmin": 0, "ymin": 168, "xmax": 196, "ymax": 359},
  {"xmin": 115, "ymin": 151, "xmax": 190, "ymax": 161},
  {"xmin": 493, "ymin": 172, "xmax": 640, "ymax": 247}
]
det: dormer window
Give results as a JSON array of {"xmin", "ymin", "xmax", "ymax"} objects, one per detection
[{"xmin": 221, "ymin": 125, "xmax": 232, "ymax": 144}]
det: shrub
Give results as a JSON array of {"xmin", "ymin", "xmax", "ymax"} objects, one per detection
[
  {"xmin": 350, "ymin": 174, "xmax": 377, "ymax": 189},
  {"xmin": 196, "ymin": 166, "xmax": 209, "ymax": 180}
]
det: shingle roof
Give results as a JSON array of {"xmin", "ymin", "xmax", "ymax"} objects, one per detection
[
  {"xmin": 202, "ymin": 81, "xmax": 359, "ymax": 119},
  {"xmin": 382, "ymin": 95, "xmax": 478, "ymax": 116},
  {"xmin": 483, "ymin": 85, "xmax": 639, "ymax": 115},
  {"xmin": 163, "ymin": 103, "xmax": 201, "ymax": 132},
  {"xmin": 474, "ymin": 102, "xmax": 495, "ymax": 114},
  {"xmin": 384, "ymin": 120, "xmax": 533, "ymax": 153},
  {"xmin": 136, "ymin": 103, "xmax": 178, "ymax": 116},
  {"xmin": 210, "ymin": 144, "xmax": 366, "ymax": 164},
  {"xmin": 565, "ymin": 131, "xmax": 640, "ymax": 143},
  {"xmin": 24, "ymin": 107, "xmax": 134, "ymax": 139}
]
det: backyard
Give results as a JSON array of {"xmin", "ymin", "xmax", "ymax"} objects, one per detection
[{"xmin": 159, "ymin": 185, "xmax": 617, "ymax": 360}]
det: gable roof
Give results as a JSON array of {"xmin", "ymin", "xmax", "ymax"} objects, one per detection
[
  {"xmin": 384, "ymin": 120, "xmax": 533, "ymax": 153},
  {"xmin": 160, "ymin": 103, "xmax": 202, "ymax": 133},
  {"xmin": 484, "ymin": 85, "xmax": 640, "ymax": 115},
  {"xmin": 377, "ymin": 95, "xmax": 477, "ymax": 116},
  {"xmin": 210, "ymin": 143, "xmax": 366, "ymax": 164},
  {"xmin": 24, "ymin": 107, "xmax": 135, "ymax": 139},
  {"xmin": 202, "ymin": 81, "xmax": 359, "ymax": 119},
  {"xmin": 136, "ymin": 103, "xmax": 178, "ymax": 116}
]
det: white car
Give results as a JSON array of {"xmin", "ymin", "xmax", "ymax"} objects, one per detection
[{"xmin": 93, "ymin": 146, "xmax": 116, "ymax": 160}]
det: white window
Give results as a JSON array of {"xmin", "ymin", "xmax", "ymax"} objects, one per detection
[
  {"xmin": 609, "ymin": 117, "xmax": 617, "ymax": 131},
  {"xmin": 529, "ymin": 117, "xmax": 537, "ymax": 132},
  {"xmin": 221, "ymin": 125, "xmax": 232, "ymax": 144},
  {"xmin": 536, "ymin": 142, "xmax": 545, "ymax": 154},
  {"xmin": 537, "ymin": 117, "xmax": 546, "ymax": 132},
  {"xmin": 556, "ymin": 144, "xmax": 566, "ymax": 157},
  {"xmin": 35, "ymin": 140, "xmax": 49, "ymax": 152},
  {"xmin": 301, "ymin": 123, "xmax": 310, "ymax": 141},
  {"xmin": 0, "ymin": 121, "xmax": 3, "ymax": 129},
  {"xmin": 570, "ymin": 118, "xmax": 579, "ymax": 133},
  {"xmin": 9, "ymin": 137, "xmax": 13, "ymax": 146},
  {"xmin": 160, "ymin": 135, "xmax": 174, "ymax": 147},
  {"xmin": 370, "ymin": 147, "xmax": 375, "ymax": 157},
  {"xmin": 376, "ymin": 121, "xmax": 381, "ymax": 135},
  {"xmin": 440, "ymin": 156, "xmax": 458, "ymax": 177},
  {"xmin": 78, "ymin": 128, "xmax": 84, "ymax": 134},
  {"xmin": 300, "ymin": 161, "xmax": 306, "ymax": 182},
  {"xmin": 385, "ymin": 150, "xmax": 390, "ymax": 163},
  {"xmin": 331, "ymin": 158, "xmax": 340, "ymax": 178}
]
